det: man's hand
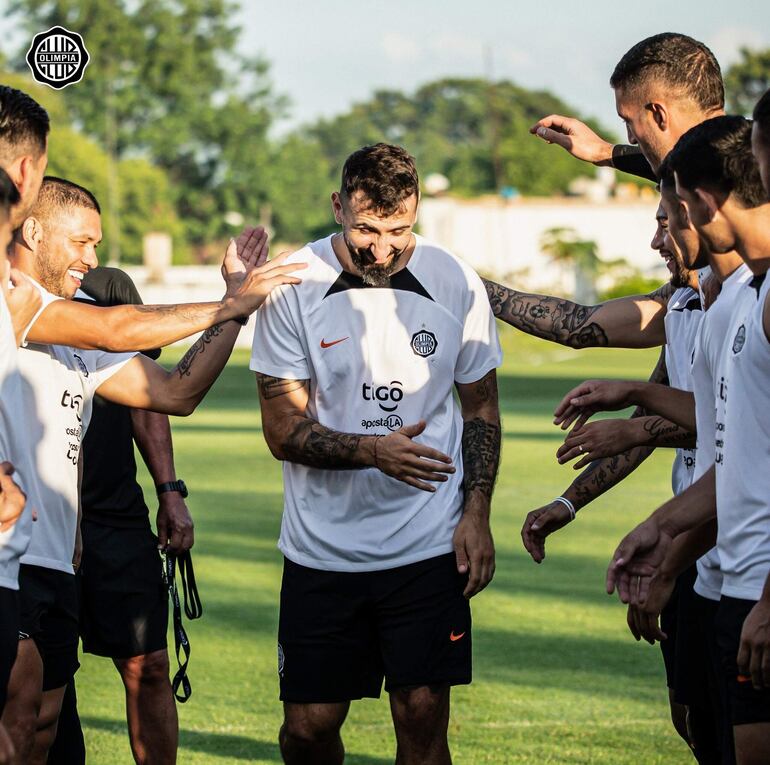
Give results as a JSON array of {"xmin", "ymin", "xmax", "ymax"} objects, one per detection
[
  {"xmin": 530, "ymin": 115, "xmax": 614, "ymax": 165},
  {"xmin": 553, "ymin": 379, "xmax": 637, "ymax": 430},
  {"xmin": 737, "ymin": 599, "xmax": 770, "ymax": 690},
  {"xmin": 0, "ymin": 722, "xmax": 15, "ymax": 765},
  {"xmin": 374, "ymin": 420, "xmax": 455, "ymax": 492},
  {"xmin": 73, "ymin": 523, "xmax": 83, "ymax": 571},
  {"xmin": 221, "ymin": 226, "xmax": 270, "ymax": 292},
  {"xmin": 453, "ymin": 504, "xmax": 495, "ymax": 598},
  {"xmin": 229, "ymin": 250, "xmax": 306, "ymax": 317},
  {"xmin": 156, "ymin": 493, "xmax": 195, "ymax": 554},
  {"xmin": 626, "ymin": 571, "xmax": 675, "ymax": 644},
  {"xmin": 557, "ymin": 419, "xmax": 641, "ymax": 468},
  {"xmin": 607, "ymin": 517, "xmax": 673, "ymax": 604},
  {"xmin": 521, "ymin": 500, "xmax": 573, "ymax": 563},
  {"xmin": 2, "ymin": 262, "xmax": 42, "ymax": 345},
  {"xmin": 0, "ymin": 462, "xmax": 26, "ymax": 532}
]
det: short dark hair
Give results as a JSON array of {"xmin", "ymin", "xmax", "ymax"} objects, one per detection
[
  {"xmin": 31, "ymin": 176, "xmax": 101, "ymax": 222},
  {"xmin": 0, "ymin": 86, "xmax": 50, "ymax": 165},
  {"xmin": 610, "ymin": 33, "xmax": 724, "ymax": 113},
  {"xmin": 0, "ymin": 166, "xmax": 20, "ymax": 223},
  {"xmin": 753, "ymin": 88, "xmax": 770, "ymax": 142},
  {"xmin": 341, "ymin": 143, "xmax": 419, "ymax": 215},
  {"xmin": 668, "ymin": 116, "xmax": 765, "ymax": 208},
  {"xmin": 657, "ymin": 153, "xmax": 675, "ymax": 191}
]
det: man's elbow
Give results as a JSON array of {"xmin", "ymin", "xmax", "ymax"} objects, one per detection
[{"xmin": 261, "ymin": 424, "xmax": 287, "ymax": 461}]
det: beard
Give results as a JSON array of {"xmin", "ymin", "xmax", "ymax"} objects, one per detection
[
  {"xmin": 668, "ymin": 255, "xmax": 692, "ymax": 289},
  {"xmin": 344, "ymin": 234, "xmax": 406, "ymax": 288},
  {"xmin": 34, "ymin": 242, "xmax": 68, "ymax": 297}
]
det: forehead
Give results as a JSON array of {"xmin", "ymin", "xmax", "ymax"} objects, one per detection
[{"xmin": 345, "ymin": 191, "xmax": 418, "ymax": 225}]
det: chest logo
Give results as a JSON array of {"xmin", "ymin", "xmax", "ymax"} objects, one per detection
[
  {"xmin": 732, "ymin": 324, "xmax": 746, "ymax": 355},
  {"xmin": 320, "ymin": 336, "xmax": 349, "ymax": 349},
  {"xmin": 411, "ymin": 330, "xmax": 437, "ymax": 358}
]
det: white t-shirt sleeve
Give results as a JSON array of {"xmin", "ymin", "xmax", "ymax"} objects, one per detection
[
  {"xmin": 20, "ymin": 281, "xmax": 63, "ymax": 346},
  {"xmin": 84, "ymin": 350, "xmax": 138, "ymax": 396},
  {"xmin": 250, "ymin": 286, "xmax": 309, "ymax": 380},
  {"xmin": 454, "ymin": 269, "xmax": 503, "ymax": 384}
]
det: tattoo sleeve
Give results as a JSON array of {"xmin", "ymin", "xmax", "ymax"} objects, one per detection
[
  {"xmin": 483, "ymin": 279, "xmax": 608, "ymax": 348},
  {"xmin": 640, "ymin": 416, "xmax": 696, "ymax": 448},
  {"xmin": 462, "ymin": 417, "xmax": 502, "ymax": 499},
  {"xmin": 257, "ymin": 374, "xmax": 307, "ymax": 400},
  {"xmin": 282, "ymin": 420, "xmax": 366, "ymax": 469},
  {"xmin": 175, "ymin": 323, "xmax": 225, "ymax": 378}
]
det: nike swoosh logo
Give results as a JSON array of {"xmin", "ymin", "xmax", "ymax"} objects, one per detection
[
  {"xmin": 449, "ymin": 631, "xmax": 466, "ymax": 642},
  {"xmin": 320, "ymin": 337, "xmax": 349, "ymax": 348}
]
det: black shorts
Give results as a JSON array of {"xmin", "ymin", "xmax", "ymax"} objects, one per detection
[
  {"xmin": 0, "ymin": 586, "xmax": 19, "ymax": 716},
  {"xmin": 18, "ymin": 565, "xmax": 79, "ymax": 692},
  {"xmin": 278, "ymin": 553, "xmax": 472, "ymax": 703},
  {"xmin": 660, "ymin": 566, "xmax": 698, "ymax": 694},
  {"xmin": 79, "ymin": 520, "xmax": 168, "ymax": 659},
  {"xmin": 716, "ymin": 596, "xmax": 770, "ymax": 726}
]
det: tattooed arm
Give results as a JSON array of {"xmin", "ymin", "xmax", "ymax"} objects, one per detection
[
  {"xmin": 452, "ymin": 369, "xmax": 501, "ymax": 596},
  {"xmin": 483, "ymin": 279, "xmax": 672, "ymax": 349},
  {"xmin": 257, "ymin": 374, "xmax": 455, "ymax": 491}
]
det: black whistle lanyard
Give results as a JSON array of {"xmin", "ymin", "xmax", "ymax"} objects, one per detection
[{"xmin": 163, "ymin": 552, "xmax": 203, "ymax": 703}]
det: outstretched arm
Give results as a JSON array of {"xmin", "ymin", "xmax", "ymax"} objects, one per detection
[{"xmin": 483, "ymin": 280, "xmax": 671, "ymax": 349}]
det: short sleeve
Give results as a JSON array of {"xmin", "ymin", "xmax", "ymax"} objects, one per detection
[
  {"xmin": 454, "ymin": 269, "xmax": 503, "ymax": 384},
  {"xmin": 20, "ymin": 280, "xmax": 63, "ymax": 347},
  {"xmin": 250, "ymin": 285, "xmax": 309, "ymax": 380},
  {"xmin": 82, "ymin": 350, "xmax": 138, "ymax": 398}
]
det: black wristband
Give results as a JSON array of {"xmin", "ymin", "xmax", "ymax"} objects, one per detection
[
  {"xmin": 233, "ymin": 315, "xmax": 249, "ymax": 326},
  {"xmin": 156, "ymin": 480, "xmax": 188, "ymax": 498}
]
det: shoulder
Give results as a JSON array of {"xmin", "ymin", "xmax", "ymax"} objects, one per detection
[
  {"xmin": 411, "ymin": 236, "xmax": 485, "ymax": 295},
  {"xmin": 81, "ymin": 267, "xmax": 141, "ymax": 307}
]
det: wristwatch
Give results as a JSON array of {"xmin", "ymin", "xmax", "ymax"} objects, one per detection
[{"xmin": 156, "ymin": 479, "xmax": 188, "ymax": 498}]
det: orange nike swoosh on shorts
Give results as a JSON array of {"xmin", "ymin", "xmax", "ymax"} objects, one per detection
[
  {"xmin": 449, "ymin": 631, "xmax": 466, "ymax": 642},
  {"xmin": 320, "ymin": 337, "xmax": 349, "ymax": 348},
  {"xmin": 737, "ymin": 674, "xmax": 752, "ymax": 683}
]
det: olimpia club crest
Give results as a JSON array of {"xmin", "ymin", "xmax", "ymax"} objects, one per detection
[{"xmin": 26, "ymin": 27, "xmax": 90, "ymax": 90}]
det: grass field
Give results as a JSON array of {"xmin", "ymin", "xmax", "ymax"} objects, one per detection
[{"xmin": 74, "ymin": 325, "xmax": 692, "ymax": 764}]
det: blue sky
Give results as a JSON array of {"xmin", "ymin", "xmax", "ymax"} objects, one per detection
[{"xmin": 237, "ymin": 0, "xmax": 770, "ymax": 133}]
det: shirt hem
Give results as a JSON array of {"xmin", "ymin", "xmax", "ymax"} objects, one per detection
[
  {"xmin": 19, "ymin": 555, "xmax": 74, "ymax": 575},
  {"xmin": 454, "ymin": 359, "xmax": 502, "ymax": 385},
  {"xmin": 279, "ymin": 541, "xmax": 456, "ymax": 572},
  {"xmin": 0, "ymin": 575, "xmax": 19, "ymax": 590},
  {"xmin": 693, "ymin": 579, "xmax": 721, "ymax": 602},
  {"xmin": 721, "ymin": 583, "xmax": 763, "ymax": 601}
]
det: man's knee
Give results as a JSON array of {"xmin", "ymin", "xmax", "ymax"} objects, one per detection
[
  {"xmin": 281, "ymin": 702, "xmax": 347, "ymax": 747},
  {"xmin": 115, "ymin": 650, "xmax": 170, "ymax": 688},
  {"xmin": 391, "ymin": 685, "xmax": 450, "ymax": 736},
  {"xmin": 734, "ymin": 722, "xmax": 770, "ymax": 765}
]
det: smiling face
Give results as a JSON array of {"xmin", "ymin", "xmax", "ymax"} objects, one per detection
[
  {"xmin": 332, "ymin": 189, "xmax": 418, "ymax": 287},
  {"xmin": 752, "ymin": 121, "xmax": 770, "ymax": 201},
  {"xmin": 658, "ymin": 185, "xmax": 708, "ymax": 280},
  {"xmin": 650, "ymin": 199, "xmax": 692, "ymax": 288},
  {"xmin": 33, "ymin": 205, "xmax": 102, "ymax": 298}
]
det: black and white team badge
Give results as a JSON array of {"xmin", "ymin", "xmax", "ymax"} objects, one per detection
[
  {"xmin": 411, "ymin": 330, "xmax": 437, "ymax": 358},
  {"xmin": 26, "ymin": 27, "xmax": 89, "ymax": 89},
  {"xmin": 732, "ymin": 324, "xmax": 746, "ymax": 354}
]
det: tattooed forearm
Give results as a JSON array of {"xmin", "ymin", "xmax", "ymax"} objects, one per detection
[
  {"xmin": 461, "ymin": 416, "xmax": 502, "ymax": 500},
  {"xmin": 569, "ymin": 446, "xmax": 654, "ymax": 510},
  {"xmin": 175, "ymin": 323, "xmax": 225, "ymax": 378},
  {"xmin": 257, "ymin": 374, "xmax": 308, "ymax": 400},
  {"xmin": 483, "ymin": 279, "xmax": 608, "ymax": 348},
  {"xmin": 283, "ymin": 419, "xmax": 365, "ymax": 469},
  {"xmin": 642, "ymin": 417, "xmax": 696, "ymax": 448}
]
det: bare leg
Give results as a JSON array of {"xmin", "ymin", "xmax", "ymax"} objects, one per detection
[
  {"xmin": 0, "ymin": 639, "xmax": 43, "ymax": 765},
  {"xmin": 29, "ymin": 685, "xmax": 65, "ymax": 765},
  {"xmin": 279, "ymin": 702, "xmax": 349, "ymax": 765},
  {"xmin": 390, "ymin": 685, "xmax": 451, "ymax": 765},
  {"xmin": 734, "ymin": 722, "xmax": 770, "ymax": 765},
  {"xmin": 113, "ymin": 649, "xmax": 178, "ymax": 765}
]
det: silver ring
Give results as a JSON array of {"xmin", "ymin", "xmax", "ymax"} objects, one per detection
[{"xmin": 578, "ymin": 444, "xmax": 584, "ymax": 453}]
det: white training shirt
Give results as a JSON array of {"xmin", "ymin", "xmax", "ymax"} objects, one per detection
[
  {"xmin": 18, "ymin": 282, "xmax": 135, "ymax": 574},
  {"xmin": 251, "ymin": 234, "xmax": 502, "ymax": 572},
  {"xmin": 690, "ymin": 264, "xmax": 752, "ymax": 601},
  {"xmin": 715, "ymin": 271, "xmax": 770, "ymax": 601},
  {"xmin": 664, "ymin": 286, "xmax": 703, "ymax": 496},
  {"xmin": 0, "ymin": 292, "xmax": 46, "ymax": 590}
]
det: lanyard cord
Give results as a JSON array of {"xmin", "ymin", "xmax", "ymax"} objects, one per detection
[{"xmin": 163, "ymin": 552, "xmax": 203, "ymax": 703}]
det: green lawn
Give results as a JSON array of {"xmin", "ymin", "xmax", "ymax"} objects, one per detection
[{"xmin": 75, "ymin": 325, "xmax": 691, "ymax": 764}]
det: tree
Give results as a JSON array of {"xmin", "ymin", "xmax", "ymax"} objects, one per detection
[{"xmin": 725, "ymin": 47, "xmax": 770, "ymax": 116}]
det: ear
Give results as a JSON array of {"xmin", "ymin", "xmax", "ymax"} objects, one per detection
[
  {"xmin": 331, "ymin": 191, "xmax": 343, "ymax": 225},
  {"xmin": 19, "ymin": 216, "xmax": 43, "ymax": 251},
  {"xmin": 16, "ymin": 155, "xmax": 37, "ymax": 199},
  {"xmin": 694, "ymin": 187, "xmax": 719, "ymax": 220},
  {"xmin": 648, "ymin": 101, "xmax": 669, "ymax": 132}
]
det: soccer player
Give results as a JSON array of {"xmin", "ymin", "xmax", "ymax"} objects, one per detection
[
  {"xmin": 49, "ymin": 266, "xmax": 194, "ymax": 765},
  {"xmin": 607, "ymin": 116, "xmax": 770, "ymax": 765},
  {"xmin": 0, "ymin": 177, "xmax": 303, "ymax": 763},
  {"xmin": 752, "ymin": 89, "xmax": 770, "ymax": 198},
  {"xmin": 252, "ymin": 144, "xmax": 502, "ymax": 765}
]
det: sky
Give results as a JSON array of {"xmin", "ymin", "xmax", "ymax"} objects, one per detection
[{"xmin": 236, "ymin": 0, "xmax": 770, "ymax": 133}]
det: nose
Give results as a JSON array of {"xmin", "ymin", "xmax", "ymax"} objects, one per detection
[
  {"xmin": 371, "ymin": 238, "xmax": 392, "ymax": 263},
  {"xmin": 650, "ymin": 225, "xmax": 663, "ymax": 251},
  {"xmin": 83, "ymin": 248, "xmax": 98, "ymax": 269}
]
